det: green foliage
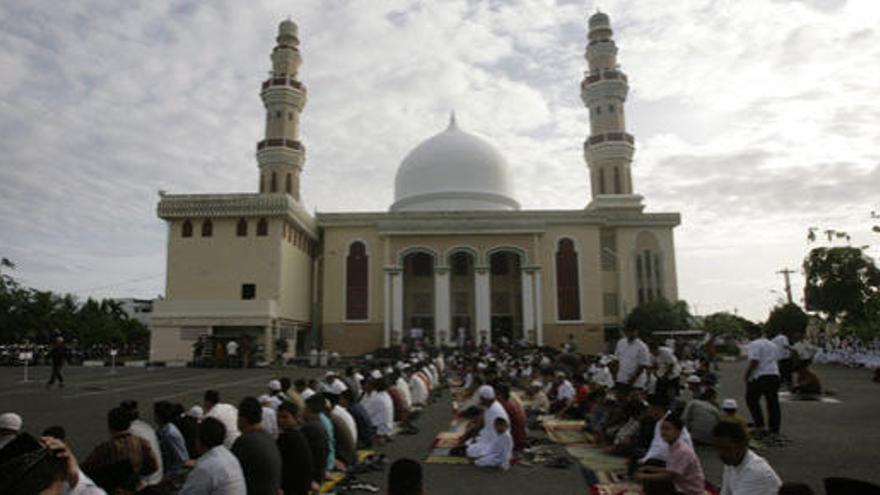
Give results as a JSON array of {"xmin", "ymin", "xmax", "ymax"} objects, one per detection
[
  {"xmin": 0, "ymin": 259, "xmax": 148, "ymax": 346},
  {"xmin": 765, "ymin": 303, "xmax": 809, "ymax": 338},
  {"xmin": 702, "ymin": 311, "xmax": 757, "ymax": 340},
  {"xmin": 803, "ymin": 246, "xmax": 880, "ymax": 336},
  {"xmin": 623, "ymin": 298, "xmax": 692, "ymax": 338}
]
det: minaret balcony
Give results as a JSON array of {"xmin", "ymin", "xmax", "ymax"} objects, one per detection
[
  {"xmin": 581, "ymin": 78, "xmax": 629, "ymax": 107},
  {"xmin": 584, "ymin": 132, "xmax": 634, "ymax": 148},
  {"xmin": 261, "ymin": 77, "xmax": 307, "ymax": 93},
  {"xmin": 582, "ymin": 69, "xmax": 627, "ymax": 86},
  {"xmin": 257, "ymin": 138, "xmax": 304, "ymax": 151}
]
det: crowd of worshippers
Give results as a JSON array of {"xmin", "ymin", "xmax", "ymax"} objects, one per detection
[
  {"xmin": 0, "ymin": 354, "xmax": 445, "ymax": 495},
  {"xmin": 443, "ymin": 327, "xmax": 788, "ymax": 495}
]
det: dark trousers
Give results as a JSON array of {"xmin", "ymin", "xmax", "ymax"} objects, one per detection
[
  {"xmin": 778, "ymin": 358, "xmax": 793, "ymax": 388},
  {"xmin": 746, "ymin": 374, "xmax": 781, "ymax": 433},
  {"xmin": 47, "ymin": 365, "xmax": 64, "ymax": 386},
  {"xmin": 655, "ymin": 377, "xmax": 679, "ymax": 401}
]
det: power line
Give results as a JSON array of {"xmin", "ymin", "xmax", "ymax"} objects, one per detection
[
  {"xmin": 66, "ymin": 274, "xmax": 164, "ymax": 295},
  {"xmin": 776, "ymin": 268, "xmax": 795, "ymax": 305}
]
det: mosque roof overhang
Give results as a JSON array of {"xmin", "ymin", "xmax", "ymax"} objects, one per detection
[
  {"xmin": 316, "ymin": 209, "xmax": 680, "ymax": 234},
  {"xmin": 157, "ymin": 192, "xmax": 318, "ymax": 238}
]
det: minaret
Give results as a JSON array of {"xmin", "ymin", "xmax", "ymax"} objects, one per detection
[
  {"xmin": 257, "ymin": 19, "xmax": 307, "ymax": 201},
  {"xmin": 581, "ymin": 12, "xmax": 640, "ymax": 207}
]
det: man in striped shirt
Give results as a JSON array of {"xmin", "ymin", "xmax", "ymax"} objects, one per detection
[{"xmin": 81, "ymin": 407, "xmax": 158, "ymax": 495}]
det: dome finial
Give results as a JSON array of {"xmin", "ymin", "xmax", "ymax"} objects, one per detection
[{"xmin": 448, "ymin": 110, "xmax": 458, "ymax": 130}]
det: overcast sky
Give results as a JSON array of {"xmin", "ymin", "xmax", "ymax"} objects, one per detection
[{"xmin": 1, "ymin": 0, "xmax": 878, "ymax": 321}]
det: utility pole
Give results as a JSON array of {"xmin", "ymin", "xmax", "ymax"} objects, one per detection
[{"xmin": 777, "ymin": 268, "xmax": 795, "ymax": 304}]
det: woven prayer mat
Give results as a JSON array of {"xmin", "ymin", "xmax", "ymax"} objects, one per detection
[
  {"xmin": 565, "ymin": 445, "xmax": 628, "ymax": 474},
  {"xmin": 778, "ymin": 391, "xmax": 841, "ymax": 403},
  {"xmin": 320, "ymin": 471, "xmax": 346, "ymax": 493},
  {"xmin": 544, "ymin": 418, "xmax": 594, "ymax": 445}
]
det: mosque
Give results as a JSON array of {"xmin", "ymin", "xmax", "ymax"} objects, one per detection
[{"xmin": 149, "ymin": 12, "xmax": 680, "ymax": 362}]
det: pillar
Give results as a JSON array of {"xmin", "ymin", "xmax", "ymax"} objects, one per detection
[
  {"xmin": 521, "ymin": 269, "xmax": 535, "ymax": 343},
  {"xmin": 534, "ymin": 269, "xmax": 544, "ymax": 345},
  {"xmin": 475, "ymin": 267, "xmax": 491, "ymax": 344},
  {"xmin": 434, "ymin": 267, "xmax": 450, "ymax": 346},
  {"xmin": 392, "ymin": 270, "xmax": 404, "ymax": 345},
  {"xmin": 384, "ymin": 270, "xmax": 392, "ymax": 347}
]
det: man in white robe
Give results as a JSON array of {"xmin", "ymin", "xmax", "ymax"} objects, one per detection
[
  {"xmin": 466, "ymin": 385, "xmax": 510, "ymax": 459},
  {"xmin": 361, "ymin": 372, "xmax": 394, "ymax": 439}
]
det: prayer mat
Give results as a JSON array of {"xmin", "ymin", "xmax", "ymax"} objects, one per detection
[
  {"xmin": 778, "ymin": 391, "xmax": 841, "ymax": 403},
  {"xmin": 320, "ymin": 471, "xmax": 346, "ymax": 493},
  {"xmin": 589, "ymin": 482, "xmax": 643, "ymax": 495},
  {"xmin": 356, "ymin": 450, "xmax": 377, "ymax": 463},
  {"xmin": 565, "ymin": 445, "xmax": 628, "ymax": 474},
  {"xmin": 544, "ymin": 419, "xmax": 593, "ymax": 445},
  {"xmin": 424, "ymin": 455, "xmax": 471, "ymax": 465}
]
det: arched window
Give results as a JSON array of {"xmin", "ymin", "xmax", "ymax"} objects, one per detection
[
  {"xmin": 257, "ymin": 218, "xmax": 268, "ymax": 236},
  {"xmin": 270, "ymin": 172, "xmax": 277, "ymax": 193},
  {"xmin": 613, "ymin": 167, "xmax": 621, "ymax": 194},
  {"xmin": 555, "ymin": 238, "xmax": 581, "ymax": 321},
  {"xmin": 236, "ymin": 218, "xmax": 247, "ymax": 237},
  {"xmin": 285, "ymin": 173, "xmax": 292, "ymax": 194},
  {"xmin": 598, "ymin": 168, "xmax": 606, "ymax": 195},
  {"xmin": 201, "ymin": 219, "xmax": 213, "ymax": 237},
  {"xmin": 346, "ymin": 241, "xmax": 369, "ymax": 320},
  {"xmin": 182, "ymin": 219, "xmax": 193, "ymax": 238}
]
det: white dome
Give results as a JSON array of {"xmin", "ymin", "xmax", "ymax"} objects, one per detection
[{"xmin": 391, "ymin": 116, "xmax": 519, "ymax": 212}]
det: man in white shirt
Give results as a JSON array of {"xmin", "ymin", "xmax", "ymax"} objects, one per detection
[
  {"xmin": 713, "ymin": 421, "xmax": 781, "ymax": 495},
  {"xmin": 466, "ymin": 385, "xmax": 511, "ymax": 459},
  {"xmin": 771, "ymin": 332, "xmax": 793, "ymax": 389},
  {"xmin": 257, "ymin": 395, "xmax": 279, "ymax": 438},
  {"xmin": 552, "ymin": 371, "xmax": 576, "ymax": 413},
  {"xmin": 614, "ymin": 327, "xmax": 651, "ymax": 390},
  {"xmin": 203, "ymin": 390, "xmax": 241, "ymax": 448},
  {"xmin": 474, "ymin": 417, "xmax": 513, "ymax": 470},
  {"xmin": 180, "ymin": 417, "xmax": 247, "ymax": 495},
  {"xmin": 360, "ymin": 375, "xmax": 394, "ymax": 440},
  {"xmin": 744, "ymin": 330, "xmax": 782, "ymax": 435}
]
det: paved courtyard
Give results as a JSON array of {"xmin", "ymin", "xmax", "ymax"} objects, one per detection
[{"xmin": 1, "ymin": 360, "xmax": 878, "ymax": 494}]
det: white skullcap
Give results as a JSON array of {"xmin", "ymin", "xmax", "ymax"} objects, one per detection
[
  {"xmin": 476, "ymin": 362, "xmax": 487, "ymax": 370},
  {"xmin": 722, "ymin": 399, "xmax": 738, "ymax": 410},
  {"xmin": 555, "ymin": 370, "xmax": 566, "ymax": 378},
  {"xmin": 384, "ymin": 366, "xmax": 394, "ymax": 374},
  {"xmin": 187, "ymin": 406, "xmax": 204, "ymax": 420},
  {"xmin": 329, "ymin": 380, "xmax": 348, "ymax": 395},
  {"xmin": 478, "ymin": 385, "xmax": 495, "ymax": 400},
  {"xmin": 324, "ymin": 371, "xmax": 337, "ymax": 378},
  {"xmin": 258, "ymin": 394, "xmax": 272, "ymax": 404},
  {"xmin": 370, "ymin": 369, "xmax": 383, "ymax": 380},
  {"xmin": 301, "ymin": 388, "xmax": 316, "ymax": 400},
  {"xmin": 530, "ymin": 380, "xmax": 543, "ymax": 389},
  {"xmin": 0, "ymin": 412, "xmax": 23, "ymax": 432},
  {"xmin": 687, "ymin": 375, "xmax": 701, "ymax": 384},
  {"xmin": 354, "ymin": 372, "xmax": 364, "ymax": 382},
  {"xmin": 268, "ymin": 379, "xmax": 282, "ymax": 391}
]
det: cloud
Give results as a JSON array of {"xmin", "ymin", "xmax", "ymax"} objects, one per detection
[{"xmin": 0, "ymin": 0, "xmax": 878, "ymax": 321}]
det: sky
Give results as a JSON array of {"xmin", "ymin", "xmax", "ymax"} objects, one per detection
[{"xmin": 1, "ymin": 0, "xmax": 878, "ymax": 322}]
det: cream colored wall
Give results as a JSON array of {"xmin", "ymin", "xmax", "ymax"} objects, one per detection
[
  {"xmin": 278, "ymin": 228, "xmax": 313, "ymax": 322},
  {"xmin": 150, "ymin": 326, "xmax": 190, "ymax": 361},
  {"xmin": 321, "ymin": 226, "xmax": 384, "ymax": 324},
  {"xmin": 615, "ymin": 226, "xmax": 679, "ymax": 308},
  {"xmin": 166, "ymin": 218, "xmax": 281, "ymax": 301}
]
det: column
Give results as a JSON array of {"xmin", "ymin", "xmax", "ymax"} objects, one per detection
[
  {"xmin": 521, "ymin": 269, "xmax": 535, "ymax": 344},
  {"xmin": 392, "ymin": 270, "xmax": 404, "ymax": 345},
  {"xmin": 383, "ymin": 270, "xmax": 392, "ymax": 347},
  {"xmin": 475, "ymin": 267, "xmax": 491, "ymax": 344},
  {"xmin": 434, "ymin": 267, "xmax": 450, "ymax": 346},
  {"xmin": 534, "ymin": 269, "xmax": 544, "ymax": 346}
]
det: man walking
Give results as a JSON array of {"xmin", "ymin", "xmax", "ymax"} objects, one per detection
[
  {"xmin": 744, "ymin": 328, "xmax": 782, "ymax": 439},
  {"xmin": 46, "ymin": 337, "xmax": 68, "ymax": 389}
]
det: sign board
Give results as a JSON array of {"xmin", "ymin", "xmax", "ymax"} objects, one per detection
[
  {"xmin": 19, "ymin": 352, "xmax": 33, "ymax": 361},
  {"xmin": 110, "ymin": 350, "xmax": 118, "ymax": 357}
]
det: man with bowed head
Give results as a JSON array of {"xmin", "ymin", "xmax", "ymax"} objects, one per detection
[
  {"xmin": 713, "ymin": 421, "xmax": 781, "ymax": 495},
  {"xmin": 464, "ymin": 384, "xmax": 510, "ymax": 460}
]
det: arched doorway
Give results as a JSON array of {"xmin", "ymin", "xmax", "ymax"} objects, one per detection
[
  {"xmin": 488, "ymin": 250, "xmax": 523, "ymax": 345},
  {"xmin": 402, "ymin": 251, "xmax": 435, "ymax": 341},
  {"xmin": 448, "ymin": 250, "xmax": 476, "ymax": 347}
]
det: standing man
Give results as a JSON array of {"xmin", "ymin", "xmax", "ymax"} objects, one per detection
[
  {"xmin": 226, "ymin": 340, "xmax": 239, "ymax": 368},
  {"xmin": 614, "ymin": 327, "xmax": 651, "ymax": 392},
  {"xmin": 771, "ymin": 331, "xmax": 793, "ymax": 390},
  {"xmin": 653, "ymin": 343, "xmax": 682, "ymax": 401},
  {"xmin": 744, "ymin": 328, "xmax": 782, "ymax": 438},
  {"xmin": 46, "ymin": 337, "xmax": 68, "ymax": 389}
]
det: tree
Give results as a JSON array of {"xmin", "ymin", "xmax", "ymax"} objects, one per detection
[
  {"xmin": 765, "ymin": 303, "xmax": 808, "ymax": 338},
  {"xmin": 803, "ymin": 246, "xmax": 880, "ymax": 326},
  {"xmin": 702, "ymin": 311, "xmax": 756, "ymax": 340},
  {"xmin": 623, "ymin": 298, "xmax": 692, "ymax": 339}
]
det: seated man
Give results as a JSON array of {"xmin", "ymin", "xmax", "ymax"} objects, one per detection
[
  {"xmin": 464, "ymin": 386, "xmax": 510, "ymax": 459},
  {"xmin": 636, "ymin": 414, "xmax": 705, "ymax": 495},
  {"xmin": 681, "ymin": 388, "xmax": 721, "ymax": 445},
  {"xmin": 713, "ymin": 421, "xmax": 781, "ymax": 495},
  {"xmin": 792, "ymin": 365, "xmax": 822, "ymax": 397},
  {"xmin": 474, "ymin": 417, "xmax": 513, "ymax": 470}
]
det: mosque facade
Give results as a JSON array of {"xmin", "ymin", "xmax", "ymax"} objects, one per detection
[{"xmin": 149, "ymin": 12, "xmax": 680, "ymax": 362}]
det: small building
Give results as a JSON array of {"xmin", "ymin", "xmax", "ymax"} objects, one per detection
[
  {"xmin": 114, "ymin": 298, "xmax": 154, "ymax": 328},
  {"xmin": 150, "ymin": 13, "xmax": 680, "ymax": 362}
]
